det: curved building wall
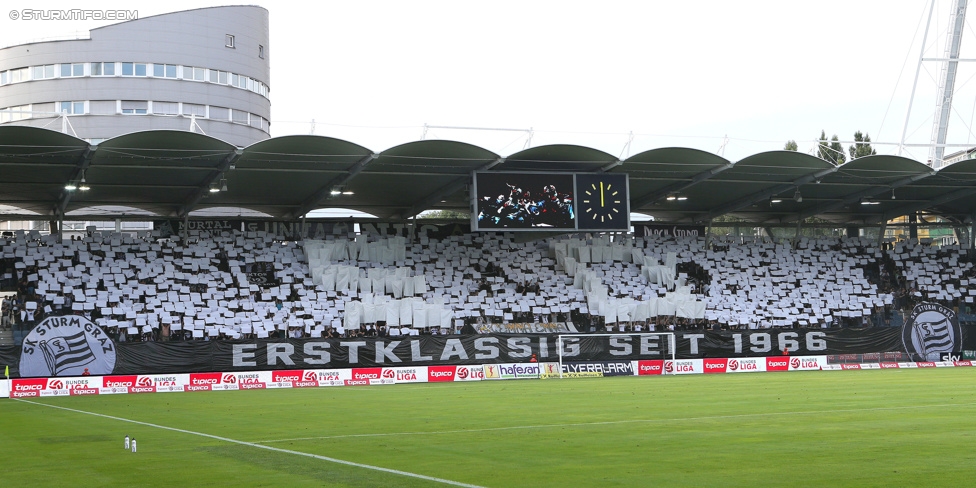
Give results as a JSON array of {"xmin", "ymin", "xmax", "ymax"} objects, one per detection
[{"xmin": 0, "ymin": 6, "xmax": 270, "ymax": 147}]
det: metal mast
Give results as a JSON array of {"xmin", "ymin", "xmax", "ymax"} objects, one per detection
[{"xmin": 930, "ymin": 0, "xmax": 969, "ymax": 167}]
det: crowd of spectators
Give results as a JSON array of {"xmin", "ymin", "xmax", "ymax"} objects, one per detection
[{"xmin": 2, "ymin": 228, "xmax": 973, "ymax": 343}]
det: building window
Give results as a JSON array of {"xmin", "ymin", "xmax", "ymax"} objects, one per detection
[
  {"xmin": 209, "ymin": 106, "xmax": 229, "ymax": 121},
  {"xmin": 60, "ymin": 63, "xmax": 84, "ymax": 77},
  {"xmin": 259, "ymin": 45, "xmax": 264, "ymax": 59},
  {"xmin": 182, "ymin": 103, "xmax": 206, "ymax": 117},
  {"xmin": 0, "ymin": 71, "xmax": 6, "ymax": 85},
  {"xmin": 225, "ymin": 34, "xmax": 235, "ymax": 48},
  {"xmin": 1, "ymin": 104, "xmax": 32, "ymax": 122},
  {"xmin": 32, "ymin": 65, "xmax": 56, "ymax": 80},
  {"xmin": 231, "ymin": 109, "xmax": 249, "ymax": 125},
  {"xmin": 151, "ymin": 101, "xmax": 179, "ymax": 115},
  {"xmin": 91, "ymin": 62, "xmax": 116, "ymax": 76},
  {"xmin": 184, "ymin": 66, "xmax": 206, "ymax": 81},
  {"xmin": 8, "ymin": 67, "xmax": 28, "ymax": 83},
  {"xmin": 121, "ymin": 100, "xmax": 148, "ymax": 114},
  {"xmin": 152, "ymin": 64, "xmax": 177, "ymax": 78},
  {"xmin": 59, "ymin": 101, "xmax": 87, "ymax": 115},
  {"xmin": 121, "ymin": 63, "xmax": 147, "ymax": 77}
]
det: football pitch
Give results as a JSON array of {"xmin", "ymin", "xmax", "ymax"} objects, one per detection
[{"xmin": 2, "ymin": 368, "xmax": 975, "ymax": 487}]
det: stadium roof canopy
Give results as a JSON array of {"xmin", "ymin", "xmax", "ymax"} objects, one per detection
[{"xmin": 2, "ymin": 126, "xmax": 976, "ymax": 225}]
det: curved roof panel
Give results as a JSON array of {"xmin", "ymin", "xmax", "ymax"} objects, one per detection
[{"xmin": 0, "ymin": 126, "xmax": 971, "ymax": 225}]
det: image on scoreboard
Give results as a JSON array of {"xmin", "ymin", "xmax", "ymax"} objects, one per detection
[{"xmin": 473, "ymin": 172, "xmax": 576, "ymax": 230}]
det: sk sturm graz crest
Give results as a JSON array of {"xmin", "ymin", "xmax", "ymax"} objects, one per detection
[
  {"xmin": 19, "ymin": 316, "xmax": 117, "ymax": 377},
  {"xmin": 902, "ymin": 303, "xmax": 960, "ymax": 361}
]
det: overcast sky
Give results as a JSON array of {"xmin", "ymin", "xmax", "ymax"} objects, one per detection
[{"xmin": 2, "ymin": 0, "xmax": 976, "ymax": 162}]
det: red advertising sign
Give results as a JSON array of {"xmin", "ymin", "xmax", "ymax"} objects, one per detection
[
  {"xmin": 102, "ymin": 375, "xmax": 138, "ymax": 388},
  {"xmin": 880, "ymin": 362, "xmax": 900, "ymax": 369},
  {"xmin": 11, "ymin": 378, "xmax": 47, "ymax": 398},
  {"xmin": 840, "ymin": 364, "xmax": 862, "ymax": 370},
  {"xmin": 766, "ymin": 357, "xmax": 790, "ymax": 372},
  {"xmin": 703, "ymin": 358, "xmax": 728, "ymax": 374},
  {"xmin": 637, "ymin": 360, "xmax": 665, "ymax": 375},
  {"xmin": 427, "ymin": 365, "xmax": 456, "ymax": 382},
  {"xmin": 351, "ymin": 368, "xmax": 383, "ymax": 381},
  {"xmin": 188, "ymin": 373, "xmax": 222, "ymax": 387}
]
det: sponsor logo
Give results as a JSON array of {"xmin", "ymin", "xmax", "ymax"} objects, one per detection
[
  {"xmin": 293, "ymin": 381, "xmax": 319, "ymax": 388},
  {"xmin": 880, "ymin": 362, "xmax": 900, "ymax": 369},
  {"xmin": 47, "ymin": 379, "xmax": 64, "ymax": 389},
  {"xmin": 303, "ymin": 371, "xmax": 318, "ymax": 381},
  {"xmin": 787, "ymin": 357, "xmax": 822, "ymax": 370},
  {"xmin": 352, "ymin": 368, "xmax": 382, "ymax": 380},
  {"xmin": 903, "ymin": 303, "xmax": 960, "ymax": 361},
  {"xmin": 69, "ymin": 388, "xmax": 99, "ymax": 395},
  {"xmin": 916, "ymin": 361, "xmax": 937, "ymax": 368},
  {"xmin": 239, "ymin": 382, "xmax": 266, "ymax": 390},
  {"xmin": 765, "ymin": 358, "xmax": 790, "ymax": 372},
  {"xmin": 128, "ymin": 386, "xmax": 156, "ymax": 394},
  {"xmin": 103, "ymin": 376, "xmax": 138, "ymax": 388},
  {"xmin": 664, "ymin": 360, "xmax": 697, "ymax": 373},
  {"xmin": 222, "ymin": 374, "xmax": 238, "ymax": 384},
  {"xmin": 703, "ymin": 359, "xmax": 727, "ymax": 373},
  {"xmin": 428, "ymin": 366, "xmax": 455, "ymax": 382},
  {"xmin": 12, "ymin": 390, "xmax": 40, "ymax": 398},
  {"xmin": 455, "ymin": 366, "xmax": 484, "ymax": 381},
  {"xmin": 189, "ymin": 373, "xmax": 222, "ymax": 385},
  {"xmin": 13, "ymin": 379, "xmax": 48, "ymax": 391},
  {"xmin": 563, "ymin": 362, "xmax": 633, "ymax": 376},
  {"xmin": 381, "ymin": 369, "xmax": 395, "ymax": 379},
  {"xmin": 19, "ymin": 315, "xmax": 117, "ymax": 377},
  {"xmin": 271, "ymin": 370, "xmax": 303, "ymax": 383},
  {"xmin": 953, "ymin": 360, "xmax": 974, "ymax": 367},
  {"xmin": 344, "ymin": 379, "xmax": 370, "ymax": 386},
  {"xmin": 637, "ymin": 360, "xmax": 664, "ymax": 375},
  {"xmin": 498, "ymin": 364, "xmax": 541, "ymax": 379},
  {"xmin": 184, "ymin": 384, "xmax": 211, "ymax": 392},
  {"xmin": 484, "ymin": 365, "xmax": 500, "ymax": 379},
  {"xmin": 841, "ymin": 364, "xmax": 862, "ymax": 370}
]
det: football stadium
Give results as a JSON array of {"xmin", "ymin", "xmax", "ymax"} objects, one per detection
[{"xmin": 3, "ymin": 3, "xmax": 976, "ymax": 487}]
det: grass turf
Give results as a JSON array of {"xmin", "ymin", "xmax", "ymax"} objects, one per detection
[{"xmin": 2, "ymin": 368, "xmax": 976, "ymax": 487}]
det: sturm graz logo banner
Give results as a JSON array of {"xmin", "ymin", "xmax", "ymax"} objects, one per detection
[
  {"xmin": 903, "ymin": 303, "xmax": 961, "ymax": 361},
  {"xmin": 19, "ymin": 316, "xmax": 117, "ymax": 377}
]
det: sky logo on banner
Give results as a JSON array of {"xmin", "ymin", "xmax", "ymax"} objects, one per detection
[
  {"xmin": 19, "ymin": 316, "xmax": 116, "ymax": 377},
  {"xmin": 903, "ymin": 302, "xmax": 960, "ymax": 361}
]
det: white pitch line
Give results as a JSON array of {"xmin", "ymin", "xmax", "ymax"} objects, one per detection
[
  {"xmin": 13, "ymin": 398, "xmax": 484, "ymax": 488},
  {"xmin": 255, "ymin": 401, "xmax": 976, "ymax": 444}
]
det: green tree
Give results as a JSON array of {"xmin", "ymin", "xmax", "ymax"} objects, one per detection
[
  {"xmin": 784, "ymin": 140, "xmax": 798, "ymax": 151},
  {"xmin": 817, "ymin": 130, "xmax": 846, "ymax": 164},
  {"xmin": 848, "ymin": 131, "xmax": 877, "ymax": 160}
]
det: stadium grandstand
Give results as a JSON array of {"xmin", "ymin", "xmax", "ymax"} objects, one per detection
[{"xmin": 3, "ymin": 126, "xmax": 976, "ymax": 349}]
